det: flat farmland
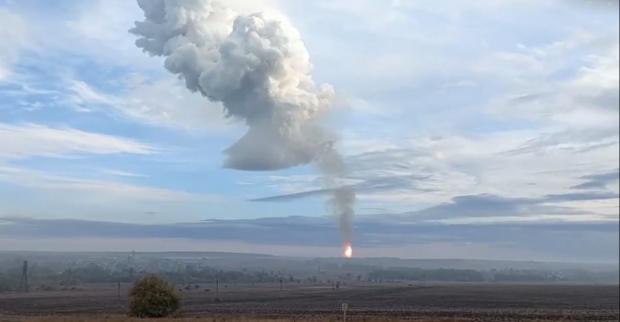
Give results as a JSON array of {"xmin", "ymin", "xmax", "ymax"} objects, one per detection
[{"xmin": 0, "ymin": 283, "xmax": 618, "ymax": 321}]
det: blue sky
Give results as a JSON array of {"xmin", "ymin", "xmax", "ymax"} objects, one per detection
[{"xmin": 0, "ymin": 0, "xmax": 618, "ymax": 261}]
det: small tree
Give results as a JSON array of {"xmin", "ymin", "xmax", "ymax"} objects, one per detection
[{"xmin": 128, "ymin": 275, "xmax": 180, "ymax": 318}]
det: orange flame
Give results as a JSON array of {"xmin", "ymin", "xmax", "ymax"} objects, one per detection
[{"xmin": 344, "ymin": 244, "xmax": 353, "ymax": 258}]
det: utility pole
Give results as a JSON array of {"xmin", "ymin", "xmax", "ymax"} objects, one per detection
[
  {"xmin": 128, "ymin": 250, "xmax": 135, "ymax": 281},
  {"xmin": 19, "ymin": 261, "xmax": 29, "ymax": 292},
  {"xmin": 214, "ymin": 278, "xmax": 220, "ymax": 302},
  {"xmin": 342, "ymin": 303, "xmax": 349, "ymax": 322}
]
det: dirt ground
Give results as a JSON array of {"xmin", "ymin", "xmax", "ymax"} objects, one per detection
[{"xmin": 0, "ymin": 283, "xmax": 618, "ymax": 321}]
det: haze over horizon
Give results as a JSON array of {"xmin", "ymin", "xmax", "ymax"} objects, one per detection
[{"xmin": 0, "ymin": 0, "xmax": 618, "ymax": 262}]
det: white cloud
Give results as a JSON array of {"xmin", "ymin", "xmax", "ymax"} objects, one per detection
[
  {"xmin": 68, "ymin": 76, "xmax": 231, "ymax": 131},
  {"xmin": 319, "ymin": 30, "xmax": 617, "ymax": 216},
  {"xmin": 0, "ymin": 164, "xmax": 225, "ymax": 224},
  {"xmin": 0, "ymin": 165, "xmax": 195, "ymax": 202},
  {"xmin": 0, "ymin": 123, "xmax": 224, "ymax": 221},
  {"xmin": 0, "ymin": 123, "xmax": 155, "ymax": 160},
  {"xmin": 53, "ymin": 0, "xmax": 156, "ymax": 70},
  {"xmin": 100, "ymin": 169, "xmax": 147, "ymax": 178},
  {"xmin": 1, "ymin": 0, "xmax": 617, "ymax": 229},
  {"xmin": 0, "ymin": 8, "xmax": 28, "ymax": 80},
  {"xmin": 255, "ymin": 127, "xmax": 618, "ymax": 221},
  {"xmin": 20, "ymin": 0, "xmax": 280, "ymax": 74},
  {"xmin": 487, "ymin": 36, "xmax": 619, "ymax": 128}
]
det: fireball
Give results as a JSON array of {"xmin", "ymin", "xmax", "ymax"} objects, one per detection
[{"xmin": 344, "ymin": 244, "xmax": 353, "ymax": 258}]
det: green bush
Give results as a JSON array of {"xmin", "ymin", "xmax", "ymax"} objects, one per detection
[{"xmin": 128, "ymin": 275, "xmax": 180, "ymax": 318}]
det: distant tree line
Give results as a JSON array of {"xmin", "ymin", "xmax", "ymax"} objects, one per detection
[
  {"xmin": 1, "ymin": 262, "xmax": 618, "ymax": 292},
  {"xmin": 368, "ymin": 268, "xmax": 485, "ymax": 282},
  {"xmin": 0, "ymin": 262, "xmax": 286, "ymax": 292},
  {"xmin": 159, "ymin": 265, "xmax": 284, "ymax": 284},
  {"xmin": 367, "ymin": 267, "xmax": 619, "ymax": 283}
]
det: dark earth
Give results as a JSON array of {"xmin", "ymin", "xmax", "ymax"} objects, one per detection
[{"xmin": 1, "ymin": 283, "xmax": 618, "ymax": 321}]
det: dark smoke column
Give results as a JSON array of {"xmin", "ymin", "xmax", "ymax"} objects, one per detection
[
  {"xmin": 131, "ymin": 0, "xmax": 355, "ymax": 255},
  {"xmin": 317, "ymin": 146, "xmax": 356, "ymax": 253}
]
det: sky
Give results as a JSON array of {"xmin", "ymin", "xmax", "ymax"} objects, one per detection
[{"xmin": 0, "ymin": 0, "xmax": 618, "ymax": 262}]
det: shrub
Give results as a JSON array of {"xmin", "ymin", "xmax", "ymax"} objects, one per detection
[{"xmin": 128, "ymin": 275, "xmax": 180, "ymax": 318}]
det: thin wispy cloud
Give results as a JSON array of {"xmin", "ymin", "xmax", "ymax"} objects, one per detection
[
  {"xmin": 0, "ymin": 8, "xmax": 28, "ymax": 80},
  {"xmin": 0, "ymin": 123, "xmax": 156, "ymax": 159},
  {"xmin": 572, "ymin": 169, "xmax": 620, "ymax": 190}
]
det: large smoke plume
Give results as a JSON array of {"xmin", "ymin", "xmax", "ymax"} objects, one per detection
[{"xmin": 131, "ymin": 0, "xmax": 355, "ymax": 247}]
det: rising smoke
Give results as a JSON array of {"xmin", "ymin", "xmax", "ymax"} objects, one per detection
[{"xmin": 131, "ymin": 0, "xmax": 355, "ymax": 246}]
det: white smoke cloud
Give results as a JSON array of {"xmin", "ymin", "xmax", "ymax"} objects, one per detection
[
  {"xmin": 131, "ymin": 0, "xmax": 334, "ymax": 170},
  {"xmin": 131, "ymin": 0, "xmax": 355, "ymax": 246}
]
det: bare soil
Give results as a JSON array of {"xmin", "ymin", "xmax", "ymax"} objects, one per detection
[{"xmin": 0, "ymin": 283, "xmax": 618, "ymax": 321}]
